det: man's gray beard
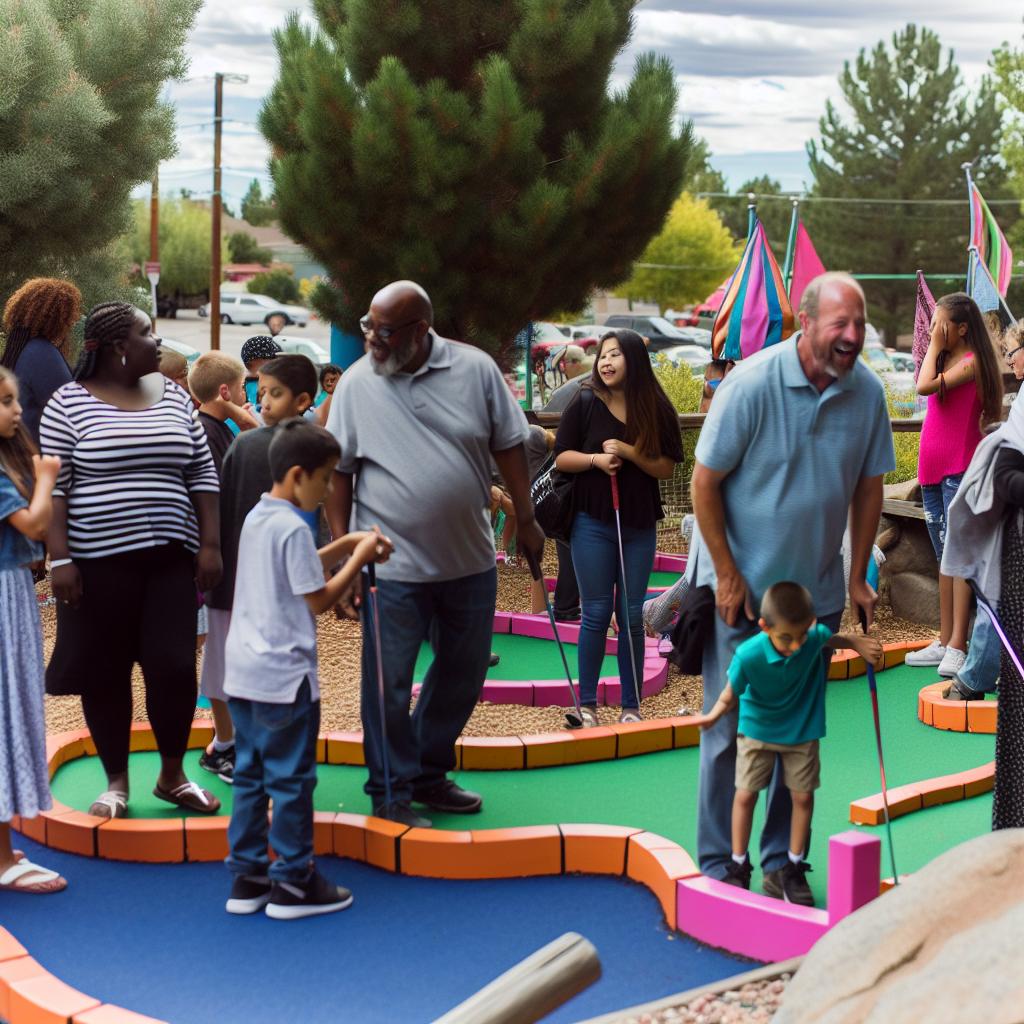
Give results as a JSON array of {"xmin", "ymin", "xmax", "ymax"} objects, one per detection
[{"xmin": 370, "ymin": 335, "xmax": 418, "ymax": 377}]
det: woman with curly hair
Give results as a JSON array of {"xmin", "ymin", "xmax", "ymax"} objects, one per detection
[{"xmin": 1, "ymin": 279, "xmax": 82, "ymax": 444}]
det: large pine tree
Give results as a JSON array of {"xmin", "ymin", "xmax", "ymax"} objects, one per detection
[
  {"xmin": 0, "ymin": 0, "xmax": 201, "ymax": 311},
  {"xmin": 261, "ymin": 0, "xmax": 692, "ymax": 356},
  {"xmin": 805, "ymin": 24, "xmax": 1011, "ymax": 342}
]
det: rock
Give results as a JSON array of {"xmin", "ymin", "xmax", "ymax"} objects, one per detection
[
  {"xmin": 876, "ymin": 525, "xmax": 901, "ymax": 553},
  {"xmin": 775, "ymin": 830, "xmax": 1024, "ymax": 1023},
  {"xmin": 879, "ymin": 518, "xmax": 938, "ymax": 577},
  {"xmin": 884, "ymin": 478, "xmax": 922, "ymax": 502},
  {"xmin": 887, "ymin": 571, "xmax": 940, "ymax": 628}
]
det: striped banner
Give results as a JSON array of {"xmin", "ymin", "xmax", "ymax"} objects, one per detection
[
  {"xmin": 711, "ymin": 218, "xmax": 795, "ymax": 361},
  {"xmin": 968, "ymin": 183, "xmax": 1012, "ymax": 296}
]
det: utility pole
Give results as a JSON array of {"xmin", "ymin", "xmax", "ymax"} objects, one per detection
[
  {"xmin": 147, "ymin": 171, "xmax": 160, "ymax": 324},
  {"xmin": 210, "ymin": 73, "xmax": 224, "ymax": 351}
]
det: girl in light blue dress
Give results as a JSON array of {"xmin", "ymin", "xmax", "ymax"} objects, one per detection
[{"xmin": 0, "ymin": 365, "xmax": 66, "ymax": 893}]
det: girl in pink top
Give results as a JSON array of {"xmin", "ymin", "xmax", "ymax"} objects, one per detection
[{"xmin": 909, "ymin": 293, "xmax": 1003, "ymax": 677}]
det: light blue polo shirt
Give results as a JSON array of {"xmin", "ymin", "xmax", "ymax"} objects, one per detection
[
  {"xmin": 692, "ymin": 337, "xmax": 894, "ymax": 615},
  {"xmin": 729, "ymin": 623, "xmax": 833, "ymax": 744}
]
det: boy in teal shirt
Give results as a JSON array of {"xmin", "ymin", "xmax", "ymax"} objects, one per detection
[{"xmin": 695, "ymin": 581, "xmax": 882, "ymax": 906}]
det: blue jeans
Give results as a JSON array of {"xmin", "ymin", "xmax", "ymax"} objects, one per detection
[
  {"xmin": 697, "ymin": 608, "xmax": 842, "ymax": 879},
  {"xmin": 226, "ymin": 678, "xmax": 320, "ymax": 882},
  {"xmin": 359, "ymin": 568, "xmax": 496, "ymax": 806},
  {"xmin": 570, "ymin": 511, "xmax": 656, "ymax": 710},
  {"xmin": 958, "ymin": 610, "xmax": 1000, "ymax": 695},
  {"xmin": 921, "ymin": 473, "xmax": 965, "ymax": 559}
]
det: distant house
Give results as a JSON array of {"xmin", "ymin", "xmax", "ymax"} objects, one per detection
[{"xmin": 221, "ymin": 215, "xmax": 327, "ymax": 283}]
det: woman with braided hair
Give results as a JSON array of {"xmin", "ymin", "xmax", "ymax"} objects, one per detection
[
  {"xmin": 40, "ymin": 302, "xmax": 224, "ymax": 818},
  {"xmin": 1, "ymin": 278, "xmax": 81, "ymax": 443}
]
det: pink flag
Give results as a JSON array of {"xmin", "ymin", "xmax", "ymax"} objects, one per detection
[
  {"xmin": 788, "ymin": 221, "xmax": 827, "ymax": 314},
  {"xmin": 913, "ymin": 271, "xmax": 936, "ymax": 383}
]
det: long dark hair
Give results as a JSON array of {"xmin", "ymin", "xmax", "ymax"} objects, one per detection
[
  {"xmin": 0, "ymin": 367, "xmax": 38, "ymax": 499},
  {"xmin": 935, "ymin": 292, "xmax": 1004, "ymax": 426},
  {"xmin": 589, "ymin": 329, "xmax": 678, "ymax": 457},
  {"xmin": 74, "ymin": 302, "xmax": 138, "ymax": 381}
]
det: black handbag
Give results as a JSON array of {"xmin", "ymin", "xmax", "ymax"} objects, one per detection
[
  {"xmin": 667, "ymin": 583, "xmax": 716, "ymax": 674},
  {"xmin": 530, "ymin": 388, "xmax": 596, "ymax": 543}
]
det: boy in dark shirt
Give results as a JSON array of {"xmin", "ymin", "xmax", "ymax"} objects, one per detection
[{"xmin": 199, "ymin": 355, "xmax": 319, "ymax": 783}]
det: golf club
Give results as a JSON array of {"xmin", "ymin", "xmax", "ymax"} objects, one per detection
[
  {"xmin": 367, "ymin": 562, "xmax": 393, "ymax": 817},
  {"xmin": 523, "ymin": 546, "xmax": 584, "ymax": 729},
  {"xmin": 610, "ymin": 475, "xmax": 643, "ymax": 713},
  {"xmin": 969, "ymin": 580, "xmax": 1024, "ymax": 680},
  {"xmin": 858, "ymin": 608, "xmax": 898, "ymax": 885}
]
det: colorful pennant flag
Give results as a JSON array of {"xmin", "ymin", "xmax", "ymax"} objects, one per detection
[
  {"xmin": 968, "ymin": 183, "xmax": 1012, "ymax": 296},
  {"xmin": 967, "ymin": 249, "xmax": 1002, "ymax": 315},
  {"xmin": 912, "ymin": 271, "xmax": 935, "ymax": 383},
  {"xmin": 711, "ymin": 218, "xmax": 795, "ymax": 361},
  {"xmin": 788, "ymin": 221, "xmax": 827, "ymax": 314}
]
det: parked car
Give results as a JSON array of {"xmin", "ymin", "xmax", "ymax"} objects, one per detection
[
  {"xmin": 198, "ymin": 293, "xmax": 312, "ymax": 327},
  {"xmin": 274, "ymin": 336, "xmax": 332, "ymax": 366},
  {"xmin": 602, "ymin": 315, "xmax": 711, "ymax": 351},
  {"xmin": 158, "ymin": 337, "xmax": 200, "ymax": 365},
  {"xmin": 569, "ymin": 324, "xmax": 605, "ymax": 343},
  {"xmin": 656, "ymin": 344, "xmax": 710, "ymax": 374},
  {"xmin": 889, "ymin": 351, "xmax": 915, "ymax": 373}
]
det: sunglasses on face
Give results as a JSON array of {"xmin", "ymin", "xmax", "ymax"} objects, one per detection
[
  {"xmin": 1005, "ymin": 344, "xmax": 1024, "ymax": 365},
  {"xmin": 359, "ymin": 314, "xmax": 421, "ymax": 341}
]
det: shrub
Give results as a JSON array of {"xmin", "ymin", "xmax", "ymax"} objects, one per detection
[{"xmin": 247, "ymin": 268, "xmax": 300, "ymax": 305}]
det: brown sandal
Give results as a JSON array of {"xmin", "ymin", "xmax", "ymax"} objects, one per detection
[{"xmin": 153, "ymin": 780, "xmax": 220, "ymax": 814}]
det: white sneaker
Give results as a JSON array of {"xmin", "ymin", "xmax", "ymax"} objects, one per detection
[
  {"xmin": 937, "ymin": 647, "xmax": 967, "ymax": 678},
  {"xmin": 904, "ymin": 640, "xmax": 946, "ymax": 667}
]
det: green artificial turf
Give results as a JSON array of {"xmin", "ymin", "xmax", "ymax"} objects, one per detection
[
  {"xmin": 50, "ymin": 663, "xmax": 994, "ymax": 903},
  {"xmin": 414, "ymin": 632, "xmax": 619, "ymax": 682},
  {"xmin": 648, "ymin": 571, "xmax": 682, "ymax": 589}
]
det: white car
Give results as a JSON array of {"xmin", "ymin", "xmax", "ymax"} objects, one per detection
[
  {"xmin": 274, "ymin": 336, "xmax": 332, "ymax": 366},
  {"xmin": 158, "ymin": 337, "xmax": 200, "ymax": 365},
  {"xmin": 656, "ymin": 344, "xmax": 710, "ymax": 373},
  {"xmin": 198, "ymin": 293, "xmax": 312, "ymax": 327}
]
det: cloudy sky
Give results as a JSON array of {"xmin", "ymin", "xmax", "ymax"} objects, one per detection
[{"xmin": 153, "ymin": 2, "xmax": 1024, "ymax": 208}]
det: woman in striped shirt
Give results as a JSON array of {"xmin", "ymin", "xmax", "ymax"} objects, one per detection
[{"xmin": 41, "ymin": 303, "xmax": 223, "ymax": 818}]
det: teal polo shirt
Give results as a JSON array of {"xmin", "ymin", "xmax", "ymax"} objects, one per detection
[
  {"xmin": 693, "ymin": 337, "xmax": 894, "ymax": 615},
  {"xmin": 729, "ymin": 623, "xmax": 833, "ymax": 744}
]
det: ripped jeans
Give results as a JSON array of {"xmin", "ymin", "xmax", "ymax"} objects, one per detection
[{"xmin": 921, "ymin": 473, "xmax": 964, "ymax": 559}]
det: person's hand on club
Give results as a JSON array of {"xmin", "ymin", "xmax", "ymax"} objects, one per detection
[
  {"xmin": 601, "ymin": 439, "xmax": 634, "ymax": 463},
  {"xmin": 715, "ymin": 564, "xmax": 755, "ymax": 626},
  {"xmin": 592, "ymin": 451, "xmax": 622, "ymax": 476},
  {"xmin": 849, "ymin": 577, "xmax": 878, "ymax": 631},
  {"xmin": 516, "ymin": 516, "xmax": 545, "ymax": 570},
  {"xmin": 851, "ymin": 632, "xmax": 884, "ymax": 671}
]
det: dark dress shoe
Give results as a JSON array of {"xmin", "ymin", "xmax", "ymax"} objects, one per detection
[{"xmin": 411, "ymin": 780, "xmax": 483, "ymax": 814}]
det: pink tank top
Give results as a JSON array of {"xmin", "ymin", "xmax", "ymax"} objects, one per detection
[{"xmin": 917, "ymin": 352, "xmax": 983, "ymax": 486}]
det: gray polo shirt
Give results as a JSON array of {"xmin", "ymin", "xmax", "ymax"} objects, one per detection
[
  {"xmin": 692, "ymin": 337, "xmax": 895, "ymax": 615},
  {"xmin": 328, "ymin": 332, "xmax": 530, "ymax": 582}
]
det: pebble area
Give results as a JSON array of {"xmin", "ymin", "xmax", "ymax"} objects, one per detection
[{"xmin": 614, "ymin": 973, "xmax": 792, "ymax": 1024}]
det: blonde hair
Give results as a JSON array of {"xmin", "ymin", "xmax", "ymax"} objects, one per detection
[
  {"xmin": 0, "ymin": 367, "xmax": 37, "ymax": 498},
  {"xmin": 158, "ymin": 348, "xmax": 188, "ymax": 381},
  {"xmin": 188, "ymin": 351, "xmax": 246, "ymax": 403}
]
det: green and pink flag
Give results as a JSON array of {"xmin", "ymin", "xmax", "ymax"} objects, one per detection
[{"xmin": 968, "ymin": 182, "xmax": 1012, "ymax": 297}]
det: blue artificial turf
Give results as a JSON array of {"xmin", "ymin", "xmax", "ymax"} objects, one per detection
[{"xmin": 0, "ymin": 836, "xmax": 752, "ymax": 1024}]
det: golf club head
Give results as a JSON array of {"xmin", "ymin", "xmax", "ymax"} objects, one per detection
[{"xmin": 565, "ymin": 710, "xmax": 584, "ymax": 729}]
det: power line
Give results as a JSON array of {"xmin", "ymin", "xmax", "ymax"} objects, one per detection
[{"xmin": 696, "ymin": 191, "xmax": 1021, "ymax": 207}]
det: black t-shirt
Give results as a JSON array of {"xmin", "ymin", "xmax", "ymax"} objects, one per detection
[
  {"xmin": 994, "ymin": 446, "xmax": 1024, "ymax": 508},
  {"xmin": 197, "ymin": 412, "xmax": 235, "ymax": 479},
  {"xmin": 554, "ymin": 389, "xmax": 684, "ymax": 529}
]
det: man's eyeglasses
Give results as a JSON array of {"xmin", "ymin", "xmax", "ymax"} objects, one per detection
[
  {"xmin": 359, "ymin": 314, "xmax": 421, "ymax": 341},
  {"xmin": 1005, "ymin": 344, "xmax": 1024, "ymax": 365}
]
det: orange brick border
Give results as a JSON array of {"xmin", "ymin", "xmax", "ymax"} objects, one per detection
[
  {"xmin": 849, "ymin": 761, "xmax": 995, "ymax": 825},
  {"xmin": 917, "ymin": 681, "xmax": 998, "ymax": 733}
]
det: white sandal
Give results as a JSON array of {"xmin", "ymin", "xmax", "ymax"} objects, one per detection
[
  {"xmin": 579, "ymin": 707, "xmax": 600, "ymax": 729},
  {"xmin": 0, "ymin": 859, "xmax": 67, "ymax": 894},
  {"xmin": 88, "ymin": 790, "xmax": 128, "ymax": 819}
]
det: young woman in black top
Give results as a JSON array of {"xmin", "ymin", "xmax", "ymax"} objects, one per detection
[{"xmin": 554, "ymin": 329, "xmax": 684, "ymax": 724}]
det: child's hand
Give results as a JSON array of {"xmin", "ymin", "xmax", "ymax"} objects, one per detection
[
  {"xmin": 370, "ymin": 527, "xmax": 394, "ymax": 564},
  {"xmin": 32, "ymin": 454, "xmax": 60, "ymax": 481},
  {"xmin": 856, "ymin": 634, "xmax": 885, "ymax": 670}
]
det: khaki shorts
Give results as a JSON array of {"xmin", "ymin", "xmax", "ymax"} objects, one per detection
[{"xmin": 735, "ymin": 735, "xmax": 820, "ymax": 793}]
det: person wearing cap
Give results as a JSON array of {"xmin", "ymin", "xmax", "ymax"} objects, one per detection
[
  {"xmin": 240, "ymin": 336, "xmax": 282, "ymax": 408},
  {"xmin": 542, "ymin": 345, "xmax": 592, "ymax": 415}
]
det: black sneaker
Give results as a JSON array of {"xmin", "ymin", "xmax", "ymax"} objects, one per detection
[
  {"xmin": 199, "ymin": 746, "xmax": 235, "ymax": 784},
  {"xmin": 411, "ymin": 779, "xmax": 483, "ymax": 814},
  {"xmin": 373, "ymin": 801, "xmax": 433, "ymax": 829},
  {"xmin": 763, "ymin": 860, "xmax": 815, "ymax": 906},
  {"xmin": 722, "ymin": 858, "xmax": 752, "ymax": 889},
  {"xmin": 265, "ymin": 870, "xmax": 353, "ymax": 920},
  {"xmin": 488, "ymin": 652, "xmax": 500, "ymax": 668},
  {"xmin": 225, "ymin": 874, "xmax": 272, "ymax": 915}
]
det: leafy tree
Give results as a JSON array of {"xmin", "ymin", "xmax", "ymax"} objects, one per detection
[
  {"xmin": 240, "ymin": 180, "xmax": 277, "ymax": 226},
  {"xmin": 261, "ymin": 0, "xmax": 692, "ymax": 357},
  {"xmin": 687, "ymin": 137, "xmax": 727, "ymax": 197},
  {"xmin": 248, "ymin": 268, "xmax": 300, "ymax": 305},
  {"xmin": 615, "ymin": 193, "xmax": 740, "ymax": 310},
  {"xmin": 228, "ymin": 232, "xmax": 273, "ymax": 266},
  {"xmin": 713, "ymin": 176, "xmax": 793, "ymax": 256},
  {"xmin": 0, "ymin": 0, "xmax": 201, "ymax": 311},
  {"xmin": 805, "ymin": 24, "xmax": 1011, "ymax": 342},
  {"xmin": 122, "ymin": 199, "xmax": 227, "ymax": 298}
]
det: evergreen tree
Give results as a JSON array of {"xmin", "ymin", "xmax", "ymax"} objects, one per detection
[
  {"xmin": 228, "ymin": 232, "xmax": 274, "ymax": 266},
  {"xmin": 261, "ymin": 0, "xmax": 692, "ymax": 355},
  {"xmin": 615, "ymin": 193, "xmax": 740, "ymax": 310},
  {"xmin": 0, "ymin": 0, "xmax": 201, "ymax": 311},
  {"xmin": 992, "ymin": 33, "xmax": 1024, "ymax": 315},
  {"xmin": 805, "ymin": 24, "xmax": 1010, "ymax": 342},
  {"xmin": 714, "ymin": 177, "xmax": 792, "ymax": 256},
  {"xmin": 240, "ymin": 180, "xmax": 277, "ymax": 226}
]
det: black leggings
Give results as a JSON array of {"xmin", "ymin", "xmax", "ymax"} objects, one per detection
[{"xmin": 47, "ymin": 543, "xmax": 198, "ymax": 778}]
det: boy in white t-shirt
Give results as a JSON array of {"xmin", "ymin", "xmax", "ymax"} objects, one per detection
[{"xmin": 223, "ymin": 418, "xmax": 391, "ymax": 920}]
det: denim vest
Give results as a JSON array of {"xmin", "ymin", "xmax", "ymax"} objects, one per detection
[{"xmin": 0, "ymin": 472, "xmax": 43, "ymax": 570}]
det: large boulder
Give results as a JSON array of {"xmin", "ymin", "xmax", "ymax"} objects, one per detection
[
  {"xmin": 884, "ymin": 478, "xmax": 922, "ymax": 502},
  {"xmin": 878, "ymin": 517, "xmax": 938, "ymax": 578},
  {"xmin": 776, "ymin": 829, "xmax": 1024, "ymax": 1023},
  {"xmin": 887, "ymin": 571, "xmax": 940, "ymax": 627}
]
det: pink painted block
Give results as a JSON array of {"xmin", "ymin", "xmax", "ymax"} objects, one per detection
[
  {"xmin": 512, "ymin": 615, "xmax": 558, "ymax": 640},
  {"xmin": 544, "ymin": 577, "xmax": 556, "ymax": 592},
  {"xmin": 478, "ymin": 681, "xmax": 535, "ymax": 706},
  {"xmin": 677, "ymin": 876, "xmax": 829, "ymax": 961},
  {"xmin": 653, "ymin": 553, "xmax": 687, "ymax": 573},
  {"xmin": 492, "ymin": 612, "xmax": 514, "ymax": 634},
  {"xmin": 531, "ymin": 680, "xmax": 580, "ymax": 707},
  {"xmin": 827, "ymin": 832, "xmax": 882, "ymax": 925},
  {"xmin": 601, "ymin": 678, "xmax": 621, "ymax": 704}
]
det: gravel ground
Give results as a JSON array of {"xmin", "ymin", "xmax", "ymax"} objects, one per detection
[
  {"xmin": 40, "ymin": 551, "xmax": 934, "ymax": 738},
  {"xmin": 611, "ymin": 972, "xmax": 793, "ymax": 1024}
]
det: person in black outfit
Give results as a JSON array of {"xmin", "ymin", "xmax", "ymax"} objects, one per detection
[{"xmin": 554, "ymin": 329, "xmax": 684, "ymax": 725}]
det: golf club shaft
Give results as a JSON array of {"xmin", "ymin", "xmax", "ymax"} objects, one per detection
[
  {"xmin": 609, "ymin": 475, "xmax": 642, "ymax": 710},
  {"xmin": 367, "ymin": 563, "xmax": 392, "ymax": 814},
  {"xmin": 969, "ymin": 581, "xmax": 1024, "ymax": 680},
  {"xmin": 523, "ymin": 547, "xmax": 583, "ymax": 718},
  {"xmin": 859, "ymin": 609, "xmax": 898, "ymax": 883}
]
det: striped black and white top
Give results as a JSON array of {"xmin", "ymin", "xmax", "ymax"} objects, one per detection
[{"xmin": 39, "ymin": 378, "xmax": 220, "ymax": 559}]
